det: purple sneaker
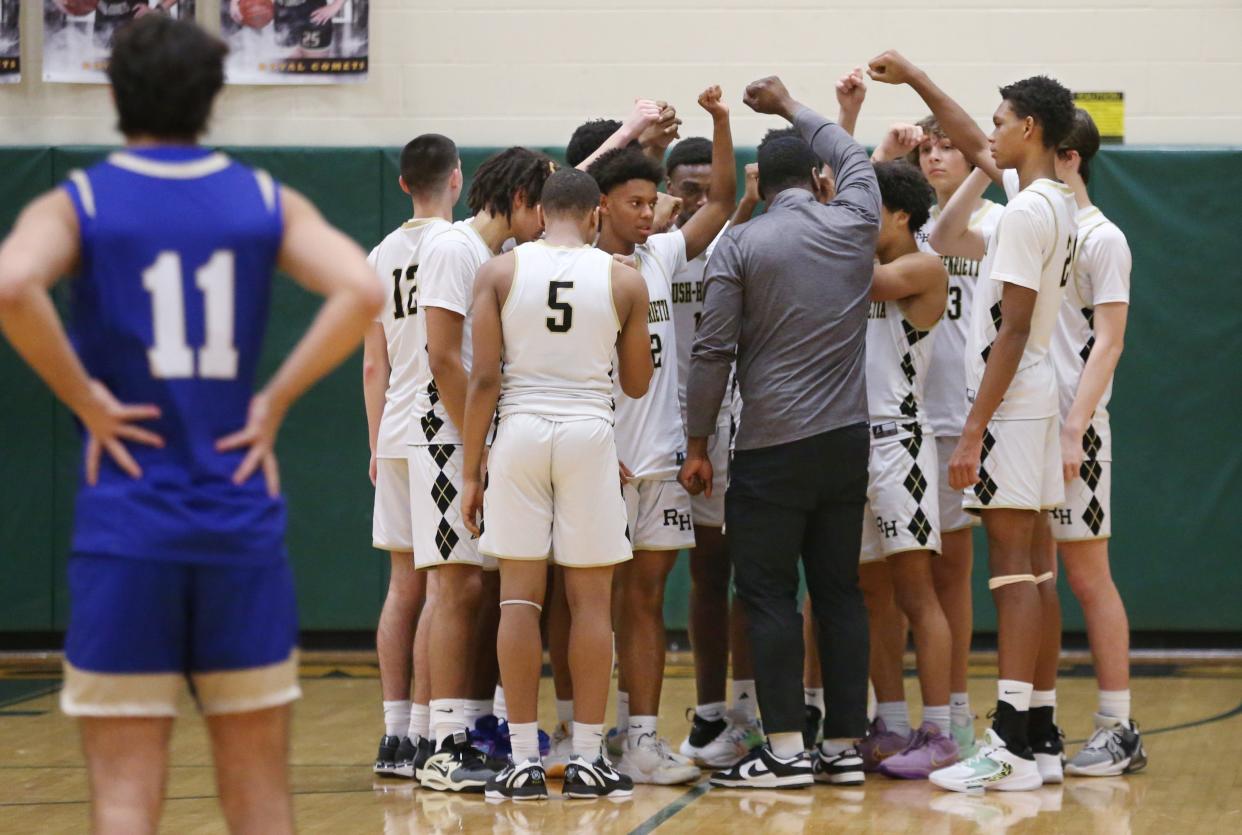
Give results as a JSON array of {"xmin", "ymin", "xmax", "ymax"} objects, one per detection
[
  {"xmin": 857, "ymin": 718, "xmax": 911, "ymax": 773},
  {"xmin": 878, "ymin": 721, "xmax": 961, "ymax": 780}
]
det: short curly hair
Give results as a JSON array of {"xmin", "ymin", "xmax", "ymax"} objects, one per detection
[
  {"xmin": 874, "ymin": 160, "xmax": 934, "ymax": 233},
  {"xmin": 665, "ymin": 137, "xmax": 712, "ymax": 179},
  {"xmin": 566, "ymin": 119, "xmax": 626, "ymax": 168},
  {"xmin": 999, "ymin": 76, "xmax": 1076, "ymax": 149},
  {"xmin": 467, "ymin": 147, "xmax": 558, "ymax": 221},
  {"xmin": 586, "ymin": 147, "xmax": 664, "ymax": 196}
]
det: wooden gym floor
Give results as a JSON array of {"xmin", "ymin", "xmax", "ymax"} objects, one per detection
[{"xmin": 1, "ymin": 651, "xmax": 1240, "ymax": 834}]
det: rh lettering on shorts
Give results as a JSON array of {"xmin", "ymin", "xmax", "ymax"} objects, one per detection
[
  {"xmin": 876, "ymin": 518, "xmax": 899, "ymax": 539},
  {"xmin": 1050, "ymin": 508, "xmax": 1073, "ymax": 525},
  {"xmin": 663, "ymin": 509, "xmax": 692, "ymax": 531}
]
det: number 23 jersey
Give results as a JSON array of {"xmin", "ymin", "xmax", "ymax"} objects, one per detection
[{"xmin": 63, "ymin": 147, "xmax": 285, "ymax": 565}]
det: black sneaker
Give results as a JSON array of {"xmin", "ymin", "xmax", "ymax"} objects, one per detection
[
  {"xmin": 408, "ymin": 736, "xmax": 435, "ymax": 781},
  {"xmin": 485, "ymin": 757, "xmax": 549, "ymax": 801},
  {"xmin": 813, "ymin": 747, "xmax": 865, "ymax": 785},
  {"xmin": 803, "ymin": 705, "xmax": 822, "ymax": 751},
  {"xmin": 374, "ymin": 734, "xmax": 402, "ymax": 776},
  {"xmin": 562, "ymin": 755, "xmax": 634, "ymax": 799},
  {"xmin": 420, "ymin": 731, "xmax": 498, "ymax": 793},
  {"xmin": 710, "ymin": 744, "xmax": 813, "ymax": 789},
  {"xmin": 392, "ymin": 735, "xmax": 425, "ymax": 779}
]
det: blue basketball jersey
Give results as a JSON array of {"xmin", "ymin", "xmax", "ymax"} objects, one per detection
[{"xmin": 63, "ymin": 146, "xmax": 286, "ymax": 565}]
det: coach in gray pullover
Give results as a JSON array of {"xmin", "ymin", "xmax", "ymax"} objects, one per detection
[{"xmin": 679, "ymin": 76, "xmax": 879, "ymax": 786}]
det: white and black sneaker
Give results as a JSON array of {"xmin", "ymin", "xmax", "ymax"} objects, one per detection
[
  {"xmin": 374, "ymin": 734, "xmax": 402, "ymax": 776},
  {"xmin": 1066, "ymin": 714, "xmax": 1148, "ymax": 777},
  {"xmin": 420, "ymin": 731, "xmax": 499, "ymax": 793},
  {"xmin": 562, "ymin": 755, "xmax": 635, "ymax": 799},
  {"xmin": 710, "ymin": 744, "xmax": 813, "ymax": 789},
  {"xmin": 485, "ymin": 757, "xmax": 549, "ymax": 801},
  {"xmin": 813, "ymin": 747, "xmax": 865, "ymax": 786}
]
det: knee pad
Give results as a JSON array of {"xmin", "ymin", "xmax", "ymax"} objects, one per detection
[
  {"xmin": 988, "ymin": 573, "xmax": 1037, "ymax": 590},
  {"xmin": 500, "ymin": 599, "xmax": 543, "ymax": 613}
]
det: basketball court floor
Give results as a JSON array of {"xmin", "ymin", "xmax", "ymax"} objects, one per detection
[{"xmin": 1, "ymin": 651, "xmax": 1238, "ymax": 833}]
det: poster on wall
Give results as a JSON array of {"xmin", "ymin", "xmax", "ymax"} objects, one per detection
[
  {"xmin": 222, "ymin": 0, "xmax": 368, "ymax": 85},
  {"xmin": 1, "ymin": 0, "xmax": 20, "ymax": 83},
  {"xmin": 42, "ymin": 1, "xmax": 196, "ymax": 84}
]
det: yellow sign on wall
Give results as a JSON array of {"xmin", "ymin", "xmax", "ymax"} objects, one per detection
[{"xmin": 1074, "ymin": 92, "xmax": 1125, "ymax": 144}]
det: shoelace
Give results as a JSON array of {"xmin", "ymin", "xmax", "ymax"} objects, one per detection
[{"xmin": 1082, "ymin": 726, "xmax": 1126, "ymax": 759}]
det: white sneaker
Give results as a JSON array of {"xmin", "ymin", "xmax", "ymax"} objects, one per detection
[
  {"xmin": 544, "ymin": 721, "xmax": 573, "ymax": 778},
  {"xmin": 928, "ymin": 729, "xmax": 1043, "ymax": 793},
  {"xmin": 681, "ymin": 716, "xmax": 762, "ymax": 768},
  {"xmin": 617, "ymin": 733, "xmax": 701, "ymax": 785}
]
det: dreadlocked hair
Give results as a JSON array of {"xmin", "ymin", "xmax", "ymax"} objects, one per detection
[{"xmin": 467, "ymin": 147, "xmax": 559, "ymax": 220}]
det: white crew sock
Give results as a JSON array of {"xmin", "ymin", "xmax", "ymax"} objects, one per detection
[
  {"xmin": 556, "ymin": 699, "xmax": 574, "ymax": 726},
  {"xmin": 769, "ymin": 732, "xmax": 803, "ymax": 759},
  {"xmin": 463, "ymin": 698, "xmax": 492, "ymax": 728},
  {"xmin": 616, "ymin": 690, "xmax": 630, "ymax": 731},
  {"xmin": 877, "ymin": 700, "xmax": 911, "ymax": 736},
  {"xmin": 1098, "ymin": 689, "xmax": 1131, "ymax": 722},
  {"xmin": 950, "ymin": 691, "xmax": 971, "ymax": 726},
  {"xmin": 383, "ymin": 699, "xmax": 412, "ymax": 738},
  {"xmin": 572, "ymin": 722, "xmax": 604, "ymax": 760},
  {"xmin": 731, "ymin": 679, "xmax": 758, "ymax": 721},
  {"xmin": 923, "ymin": 705, "xmax": 951, "ymax": 736},
  {"xmin": 820, "ymin": 737, "xmax": 853, "ymax": 757},
  {"xmin": 804, "ymin": 687, "xmax": 825, "ymax": 714},
  {"xmin": 696, "ymin": 701, "xmax": 727, "ymax": 723},
  {"xmin": 997, "ymin": 680, "xmax": 1033, "ymax": 713},
  {"xmin": 509, "ymin": 721, "xmax": 540, "ymax": 762},
  {"xmin": 1030, "ymin": 689, "xmax": 1057, "ymax": 712},
  {"xmin": 494, "ymin": 686, "xmax": 508, "ymax": 721},
  {"xmin": 409, "ymin": 703, "xmax": 430, "ymax": 741},
  {"xmin": 627, "ymin": 715, "xmax": 658, "ymax": 749},
  {"xmin": 431, "ymin": 698, "xmax": 470, "ymax": 745}
]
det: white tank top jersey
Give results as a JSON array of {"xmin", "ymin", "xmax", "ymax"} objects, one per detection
[
  {"xmin": 917, "ymin": 200, "xmax": 1004, "ymax": 437},
  {"xmin": 613, "ymin": 230, "xmax": 688, "ymax": 481},
  {"xmin": 409, "ymin": 219, "xmax": 494, "ymax": 446},
  {"xmin": 1051, "ymin": 205, "xmax": 1131, "ymax": 460},
  {"xmin": 671, "ymin": 225, "xmax": 731, "ymax": 425},
  {"xmin": 368, "ymin": 217, "xmax": 452, "ymax": 458},
  {"xmin": 866, "ymin": 297, "xmax": 939, "ymax": 437},
  {"xmin": 498, "ymin": 242, "xmax": 619, "ymax": 423},
  {"xmin": 966, "ymin": 174, "xmax": 1078, "ymax": 420}
]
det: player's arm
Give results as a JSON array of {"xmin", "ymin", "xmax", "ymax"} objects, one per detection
[
  {"xmin": 217, "ymin": 186, "xmax": 385, "ymax": 492},
  {"xmin": 426, "ymin": 308, "xmax": 468, "ymax": 431},
  {"xmin": 872, "ymin": 253, "xmax": 948, "ymax": 330},
  {"xmin": 870, "ymin": 123, "xmax": 926, "ymax": 163},
  {"xmin": 835, "ymin": 67, "xmax": 867, "ymax": 137},
  {"xmin": 612, "ymin": 260, "xmax": 654, "ymax": 399},
  {"xmin": 731, "ymin": 163, "xmax": 761, "ymax": 225},
  {"xmin": 927, "ymin": 167, "xmax": 990, "ymax": 260},
  {"xmin": 576, "ymin": 99, "xmax": 662, "ymax": 171},
  {"xmin": 460, "ymin": 255, "xmax": 510, "ymax": 537},
  {"xmin": 1061, "ymin": 301, "xmax": 1127, "ymax": 481},
  {"xmin": 679, "ymin": 86, "xmax": 737, "ymax": 261},
  {"xmin": 866, "ymin": 50, "xmax": 1004, "ymax": 186},
  {"xmin": 680, "ymin": 235, "xmax": 743, "ymax": 496},
  {"xmin": 0, "ymin": 189, "xmax": 165, "ymax": 484},
  {"xmin": 362, "ymin": 323, "xmax": 389, "ymax": 486}
]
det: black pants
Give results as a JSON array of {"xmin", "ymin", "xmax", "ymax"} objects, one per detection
[{"xmin": 726, "ymin": 423, "xmax": 870, "ymax": 740}]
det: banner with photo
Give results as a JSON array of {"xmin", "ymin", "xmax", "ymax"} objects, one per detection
[
  {"xmin": 1, "ymin": 0, "xmax": 19, "ymax": 83},
  {"xmin": 42, "ymin": 1, "xmax": 196, "ymax": 84},
  {"xmin": 223, "ymin": 0, "xmax": 368, "ymax": 85}
]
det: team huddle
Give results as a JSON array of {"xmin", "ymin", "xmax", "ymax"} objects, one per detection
[{"xmin": 0, "ymin": 15, "xmax": 1145, "ymax": 833}]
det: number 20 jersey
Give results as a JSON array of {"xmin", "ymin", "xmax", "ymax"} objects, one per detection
[{"xmin": 63, "ymin": 147, "xmax": 285, "ymax": 565}]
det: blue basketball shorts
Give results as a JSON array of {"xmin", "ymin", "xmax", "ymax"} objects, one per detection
[{"xmin": 61, "ymin": 554, "xmax": 301, "ymax": 717}]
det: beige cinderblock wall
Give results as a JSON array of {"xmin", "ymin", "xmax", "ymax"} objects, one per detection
[{"xmin": 2, "ymin": 0, "xmax": 1240, "ymax": 147}]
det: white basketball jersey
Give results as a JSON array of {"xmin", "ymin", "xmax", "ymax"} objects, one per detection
[
  {"xmin": 966, "ymin": 177, "xmax": 1078, "ymax": 420},
  {"xmin": 498, "ymin": 242, "xmax": 619, "ymax": 423},
  {"xmin": 409, "ymin": 220, "xmax": 494, "ymax": 446},
  {"xmin": 866, "ymin": 297, "xmax": 939, "ymax": 436},
  {"xmin": 613, "ymin": 231, "xmax": 687, "ymax": 480},
  {"xmin": 917, "ymin": 200, "xmax": 1004, "ymax": 437},
  {"xmin": 671, "ymin": 225, "xmax": 731, "ymax": 424},
  {"xmin": 1051, "ymin": 206, "xmax": 1131, "ymax": 460},
  {"xmin": 368, "ymin": 217, "xmax": 452, "ymax": 458}
]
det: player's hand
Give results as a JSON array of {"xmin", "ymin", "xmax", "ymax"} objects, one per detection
[
  {"xmin": 368, "ymin": 452, "xmax": 377, "ymax": 487},
  {"xmin": 132, "ymin": 3, "xmax": 155, "ymax": 17},
  {"xmin": 462, "ymin": 478, "xmax": 484, "ymax": 538},
  {"xmin": 215, "ymin": 391, "xmax": 286, "ymax": 498},
  {"xmin": 741, "ymin": 163, "xmax": 760, "ymax": 204},
  {"xmin": 79, "ymin": 380, "xmax": 164, "ymax": 486},
  {"xmin": 624, "ymin": 99, "xmax": 664, "ymax": 141},
  {"xmin": 678, "ymin": 455, "xmax": 714, "ymax": 497},
  {"xmin": 813, "ymin": 163, "xmax": 836, "ymax": 203},
  {"xmin": 611, "ymin": 252, "xmax": 638, "ymax": 270},
  {"xmin": 835, "ymin": 67, "xmax": 867, "ymax": 114},
  {"xmin": 619, "ymin": 461, "xmax": 634, "ymax": 488},
  {"xmin": 1060, "ymin": 425, "xmax": 1085, "ymax": 484},
  {"xmin": 875, "ymin": 123, "xmax": 925, "ymax": 161},
  {"xmin": 229, "ymin": 0, "xmax": 242, "ymax": 24},
  {"xmin": 947, "ymin": 432, "xmax": 982, "ymax": 491},
  {"xmin": 311, "ymin": 0, "xmax": 345, "ymax": 24},
  {"xmin": 639, "ymin": 102, "xmax": 681, "ymax": 153},
  {"xmin": 698, "ymin": 85, "xmax": 729, "ymax": 120},
  {"xmin": 867, "ymin": 50, "xmax": 919, "ymax": 86},
  {"xmin": 652, "ymin": 192, "xmax": 682, "ymax": 233},
  {"xmin": 743, "ymin": 76, "xmax": 796, "ymax": 120}
]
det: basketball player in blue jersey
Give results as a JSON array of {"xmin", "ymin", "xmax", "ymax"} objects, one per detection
[{"xmin": 0, "ymin": 17, "xmax": 383, "ymax": 834}]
